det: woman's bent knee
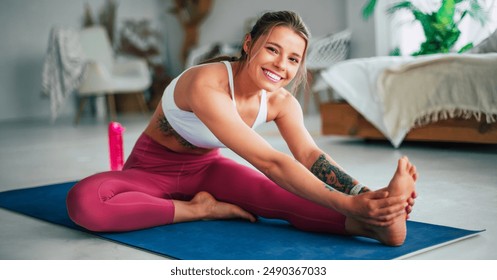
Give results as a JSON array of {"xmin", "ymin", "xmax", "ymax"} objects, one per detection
[{"xmin": 66, "ymin": 179, "xmax": 109, "ymax": 232}]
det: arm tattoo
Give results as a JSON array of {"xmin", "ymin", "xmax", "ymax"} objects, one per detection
[
  {"xmin": 310, "ymin": 154, "xmax": 368, "ymax": 195},
  {"xmin": 157, "ymin": 114, "xmax": 197, "ymax": 149},
  {"xmin": 323, "ymin": 183, "xmax": 337, "ymax": 192}
]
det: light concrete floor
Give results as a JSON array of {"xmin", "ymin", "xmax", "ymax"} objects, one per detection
[{"xmin": 1, "ymin": 113, "xmax": 496, "ymax": 260}]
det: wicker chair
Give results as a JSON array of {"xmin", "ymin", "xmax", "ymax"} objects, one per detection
[{"xmin": 301, "ymin": 29, "xmax": 351, "ymax": 113}]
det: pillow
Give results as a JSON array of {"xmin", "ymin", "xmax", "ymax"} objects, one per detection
[
  {"xmin": 306, "ymin": 29, "xmax": 351, "ymax": 70},
  {"xmin": 468, "ymin": 28, "xmax": 497, "ymax": 53}
]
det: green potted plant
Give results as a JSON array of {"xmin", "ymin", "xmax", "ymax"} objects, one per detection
[{"xmin": 362, "ymin": 0, "xmax": 489, "ymax": 55}]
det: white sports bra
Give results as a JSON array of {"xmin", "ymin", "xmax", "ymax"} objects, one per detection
[{"xmin": 162, "ymin": 61, "xmax": 268, "ymax": 149}]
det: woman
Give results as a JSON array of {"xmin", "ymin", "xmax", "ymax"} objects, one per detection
[{"xmin": 67, "ymin": 10, "xmax": 417, "ymax": 246}]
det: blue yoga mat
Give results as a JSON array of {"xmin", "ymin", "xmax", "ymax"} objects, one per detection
[{"xmin": 0, "ymin": 181, "xmax": 483, "ymax": 260}]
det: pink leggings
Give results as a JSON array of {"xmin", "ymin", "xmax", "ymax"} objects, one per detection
[{"xmin": 66, "ymin": 133, "xmax": 346, "ymax": 234}]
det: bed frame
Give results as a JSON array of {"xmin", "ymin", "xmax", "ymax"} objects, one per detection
[{"xmin": 320, "ymin": 102, "xmax": 497, "ymax": 145}]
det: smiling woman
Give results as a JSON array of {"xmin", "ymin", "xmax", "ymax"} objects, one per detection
[
  {"xmin": 242, "ymin": 25, "xmax": 307, "ymax": 95},
  {"xmin": 66, "ymin": 10, "xmax": 417, "ymax": 247}
]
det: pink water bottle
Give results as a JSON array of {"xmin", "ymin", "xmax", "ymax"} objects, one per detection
[{"xmin": 108, "ymin": 122, "xmax": 125, "ymax": 171}]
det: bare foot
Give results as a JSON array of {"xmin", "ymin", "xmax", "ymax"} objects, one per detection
[
  {"xmin": 374, "ymin": 156, "xmax": 416, "ymax": 246},
  {"xmin": 346, "ymin": 156, "xmax": 416, "ymax": 246},
  {"xmin": 173, "ymin": 192, "xmax": 256, "ymax": 223}
]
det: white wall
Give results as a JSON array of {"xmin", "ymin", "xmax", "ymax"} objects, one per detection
[
  {"xmin": 0, "ymin": 0, "xmax": 374, "ymax": 122},
  {"xmin": 164, "ymin": 0, "xmax": 350, "ymax": 76},
  {"xmin": 0, "ymin": 0, "xmax": 164, "ymax": 123}
]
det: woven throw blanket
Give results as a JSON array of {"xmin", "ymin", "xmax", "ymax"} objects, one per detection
[
  {"xmin": 41, "ymin": 27, "xmax": 86, "ymax": 122},
  {"xmin": 320, "ymin": 56, "xmax": 415, "ymax": 144},
  {"xmin": 378, "ymin": 53, "xmax": 497, "ymax": 147}
]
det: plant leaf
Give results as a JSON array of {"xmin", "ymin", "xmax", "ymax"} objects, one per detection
[
  {"xmin": 386, "ymin": 1, "xmax": 416, "ymax": 15},
  {"xmin": 362, "ymin": 0, "xmax": 377, "ymax": 20},
  {"xmin": 458, "ymin": 42, "xmax": 474, "ymax": 53},
  {"xmin": 436, "ymin": 0, "xmax": 456, "ymax": 26},
  {"xmin": 465, "ymin": 0, "xmax": 489, "ymax": 25}
]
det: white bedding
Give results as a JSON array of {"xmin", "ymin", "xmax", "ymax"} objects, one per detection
[{"xmin": 320, "ymin": 53, "xmax": 497, "ymax": 147}]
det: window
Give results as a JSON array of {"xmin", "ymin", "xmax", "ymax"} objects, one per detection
[{"xmin": 377, "ymin": 0, "xmax": 497, "ymax": 55}]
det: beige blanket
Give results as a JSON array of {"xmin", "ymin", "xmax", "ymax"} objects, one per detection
[{"xmin": 378, "ymin": 53, "xmax": 497, "ymax": 146}]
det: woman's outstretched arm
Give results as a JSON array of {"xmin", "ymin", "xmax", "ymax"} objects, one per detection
[
  {"xmin": 309, "ymin": 153, "xmax": 370, "ymax": 195},
  {"xmin": 274, "ymin": 94, "xmax": 416, "ymax": 218},
  {"xmin": 182, "ymin": 72, "xmax": 407, "ymax": 226}
]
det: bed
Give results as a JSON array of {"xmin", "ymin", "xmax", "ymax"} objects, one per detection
[{"xmin": 318, "ymin": 53, "xmax": 497, "ymax": 147}]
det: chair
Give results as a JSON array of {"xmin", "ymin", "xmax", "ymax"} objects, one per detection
[
  {"xmin": 75, "ymin": 26, "xmax": 151, "ymax": 124},
  {"xmin": 300, "ymin": 29, "xmax": 351, "ymax": 113}
]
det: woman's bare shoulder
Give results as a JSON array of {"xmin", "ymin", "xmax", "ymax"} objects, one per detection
[
  {"xmin": 267, "ymin": 87, "xmax": 293, "ymax": 105},
  {"xmin": 180, "ymin": 62, "xmax": 228, "ymax": 88},
  {"xmin": 174, "ymin": 62, "xmax": 231, "ymax": 110},
  {"xmin": 267, "ymin": 87, "xmax": 301, "ymax": 120}
]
